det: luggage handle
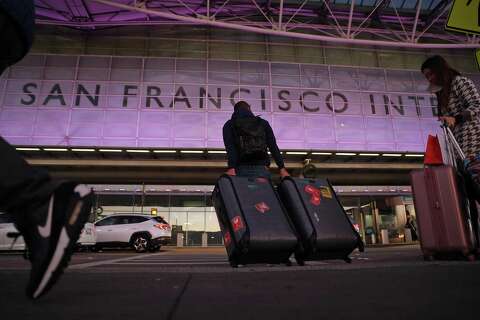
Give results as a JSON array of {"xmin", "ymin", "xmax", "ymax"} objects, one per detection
[
  {"xmin": 440, "ymin": 125, "xmax": 477, "ymax": 244},
  {"xmin": 441, "ymin": 124, "xmax": 465, "ymax": 167}
]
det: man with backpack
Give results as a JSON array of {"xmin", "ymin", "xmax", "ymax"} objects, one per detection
[{"xmin": 223, "ymin": 101, "xmax": 290, "ymax": 178}]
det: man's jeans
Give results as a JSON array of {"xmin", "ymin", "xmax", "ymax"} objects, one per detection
[{"xmin": 236, "ymin": 165, "xmax": 271, "ymax": 179}]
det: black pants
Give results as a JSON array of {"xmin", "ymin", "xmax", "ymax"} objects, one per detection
[
  {"xmin": 0, "ymin": 5, "xmax": 55, "ymax": 213},
  {"xmin": 0, "ymin": 137, "xmax": 56, "ymax": 212}
]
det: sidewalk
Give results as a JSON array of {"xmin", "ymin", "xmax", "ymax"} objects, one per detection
[{"xmin": 1, "ymin": 245, "xmax": 479, "ymax": 320}]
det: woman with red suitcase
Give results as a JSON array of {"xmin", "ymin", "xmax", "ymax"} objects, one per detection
[
  {"xmin": 412, "ymin": 56, "xmax": 480, "ymax": 260},
  {"xmin": 421, "ymin": 55, "xmax": 480, "ymax": 180}
]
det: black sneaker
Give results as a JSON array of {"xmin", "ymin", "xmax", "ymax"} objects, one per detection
[{"xmin": 14, "ymin": 182, "xmax": 93, "ymax": 299}]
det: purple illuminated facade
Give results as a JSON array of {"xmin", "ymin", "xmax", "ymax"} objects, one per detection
[{"xmin": 0, "ymin": 53, "xmax": 456, "ymax": 151}]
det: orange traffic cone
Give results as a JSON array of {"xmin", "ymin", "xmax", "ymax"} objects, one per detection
[{"xmin": 424, "ymin": 135, "xmax": 443, "ymax": 165}]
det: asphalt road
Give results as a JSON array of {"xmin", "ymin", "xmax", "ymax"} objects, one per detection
[{"xmin": 0, "ymin": 245, "xmax": 478, "ymax": 320}]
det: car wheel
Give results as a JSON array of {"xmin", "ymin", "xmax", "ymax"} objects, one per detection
[{"xmin": 132, "ymin": 235, "xmax": 149, "ymax": 253}]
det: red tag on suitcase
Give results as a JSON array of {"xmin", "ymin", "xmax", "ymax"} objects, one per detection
[
  {"xmin": 304, "ymin": 185, "xmax": 321, "ymax": 206},
  {"xmin": 310, "ymin": 195, "xmax": 321, "ymax": 206},
  {"xmin": 255, "ymin": 202, "xmax": 270, "ymax": 213},
  {"xmin": 231, "ymin": 215, "xmax": 245, "ymax": 232},
  {"xmin": 224, "ymin": 231, "xmax": 232, "ymax": 246}
]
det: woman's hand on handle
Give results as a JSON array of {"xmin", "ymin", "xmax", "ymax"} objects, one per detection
[{"xmin": 439, "ymin": 116, "xmax": 456, "ymax": 128}]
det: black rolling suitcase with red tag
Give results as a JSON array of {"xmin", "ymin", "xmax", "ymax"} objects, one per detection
[
  {"xmin": 278, "ymin": 177, "xmax": 364, "ymax": 265},
  {"xmin": 213, "ymin": 175, "xmax": 299, "ymax": 267}
]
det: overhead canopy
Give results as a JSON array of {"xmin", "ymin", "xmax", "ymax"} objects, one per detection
[{"xmin": 33, "ymin": 0, "xmax": 477, "ymax": 49}]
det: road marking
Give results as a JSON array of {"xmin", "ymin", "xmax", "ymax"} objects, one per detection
[
  {"xmin": 114, "ymin": 262, "xmax": 229, "ymax": 265},
  {"xmin": 70, "ymin": 252, "xmax": 170, "ymax": 269}
]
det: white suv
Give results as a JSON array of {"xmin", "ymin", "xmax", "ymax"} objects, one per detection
[
  {"xmin": 94, "ymin": 214, "xmax": 172, "ymax": 253},
  {"xmin": 0, "ymin": 213, "xmax": 96, "ymax": 251}
]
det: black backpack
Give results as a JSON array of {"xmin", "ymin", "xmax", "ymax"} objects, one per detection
[{"xmin": 233, "ymin": 116, "xmax": 268, "ymax": 163}]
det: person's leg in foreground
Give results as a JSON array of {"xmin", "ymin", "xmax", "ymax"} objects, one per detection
[{"xmin": 0, "ymin": 1, "xmax": 94, "ymax": 299}]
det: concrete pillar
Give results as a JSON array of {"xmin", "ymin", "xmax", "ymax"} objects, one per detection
[
  {"xmin": 177, "ymin": 233, "xmax": 184, "ymax": 247},
  {"xmin": 381, "ymin": 229, "xmax": 389, "ymax": 245},
  {"xmin": 202, "ymin": 232, "xmax": 208, "ymax": 247}
]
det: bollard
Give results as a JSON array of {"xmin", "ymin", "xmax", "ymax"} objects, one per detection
[
  {"xmin": 202, "ymin": 232, "xmax": 208, "ymax": 247},
  {"xmin": 177, "ymin": 233, "xmax": 184, "ymax": 247},
  {"xmin": 381, "ymin": 229, "xmax": 389, "ymax": 245}
]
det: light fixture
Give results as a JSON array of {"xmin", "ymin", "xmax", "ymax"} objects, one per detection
[
  {"xmin": 359, "ymin": 153, "xmax": 380, "ymax": 156},
  {"xmin": 119, "ymin": 188, "xmax": 125, "ymax": 191},
  {"xmin": 99, "ymin": 149, "xmax": 122, "ymax": 152},
  {"xmin": 153, "ymin": 150, "xmax": 176, "ymax": 153},
  {"xmin": 336, "ymin": 152, "xmax": 356, "ymax": 156},
  {"xmin": 312, "ymin": 152, "xmax": 333, "ymax": 155},
  {"xmin": 382, "ymin": 153, "xmax": 402, "ymax": 157},
  {"xmin": 405, "ymin": 154, "xmax": 424, "ymax": 157},
  {"xmin": 207, "ymin": 150, "xmax": 227, "ymax": 154},
  {"xmin": 180, "ymin": 150, "xmax": 204, "ymax": 154},
  {"xmin": 126, "ymin": 149, "xmax": 150, "ymax": 153},
  {"xmin": 15, "ymin": 147, "xmax": 41, "ymax": 151},
  {"xmin": 43, "ymin": 148, "xmax": 68, "ymax": 152},
  {"xmin": 286, "ymin": 151, "xmax": 308, "ymax": 155},
  {"xmin": 71, "ymin": 148, "xmax": 96, "ymax": 152}
]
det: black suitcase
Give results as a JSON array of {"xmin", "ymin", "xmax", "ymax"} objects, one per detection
[
  {"xmin": 278, "ymin": 177, "xmax": 364, "ymax": 265},
  {"xmin": 213, "ymin": 175, "xmax": 299, "ymax": 267}
]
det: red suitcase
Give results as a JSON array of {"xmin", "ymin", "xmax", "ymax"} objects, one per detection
[{"xmin": 411, "ymin": 165, "xmax": 478, "ymax": 261}]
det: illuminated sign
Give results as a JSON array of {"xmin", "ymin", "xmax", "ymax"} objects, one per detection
[{"xmin": 0, "ymin": 54, "xmax": 448, "ymax": 152}]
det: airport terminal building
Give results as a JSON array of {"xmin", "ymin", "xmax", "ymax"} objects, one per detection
[{"xmin": 1, "ymin": 0, "xmax": 478, "ymax": 246}]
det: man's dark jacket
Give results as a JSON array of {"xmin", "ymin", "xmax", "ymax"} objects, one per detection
[{"xmin": 222, "ymin": 108, "xmax": 285, "ymax": 169}]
